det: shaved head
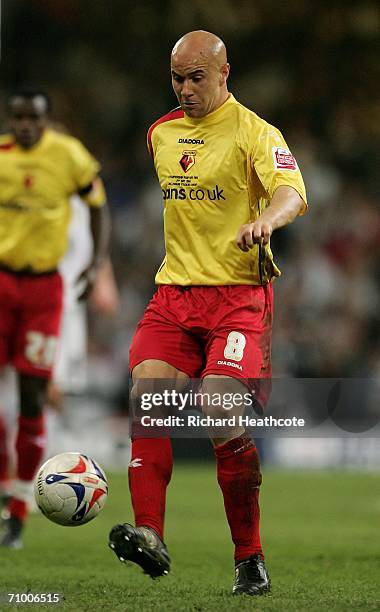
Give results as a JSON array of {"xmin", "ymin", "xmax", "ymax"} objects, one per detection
[
  {"xmin": 171, "ymin": 31, "xmax": 230, "ymax": 118},
  {"xmin": 172, "ymin": 30, "xmax": 227, "ymax": 68}
]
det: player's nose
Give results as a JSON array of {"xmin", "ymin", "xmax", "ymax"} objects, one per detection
[
  {"xmin": 181, "ymin": 79, "xmax": 193, "ymax": 98},
  {"xmin": 20, "ymin": 118, "xmax": 33, "ymax": 130}
]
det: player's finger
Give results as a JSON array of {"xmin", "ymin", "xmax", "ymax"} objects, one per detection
[
  {"xmin": 252, "ymin": 226, "xmax": 264, "ymax": 244},
  {"xmin": 261, "ymin": 224, "xmax": 272, "ymax": 245},
  {"xmin": 243, "ymin": 228, "xmax": 254, "ymax": 248},
  {"xmin": 236, "ymin": 227, "xmax": 247, "ymax": 250}
]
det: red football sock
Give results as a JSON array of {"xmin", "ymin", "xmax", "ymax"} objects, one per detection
[
  {"xmin": 8, "ymin": 414, "xmax": 46, "ymax": 521},
  {"xmin": 0, "ymin": 414, "xmax": 9, "ymax": 485},
  {"xmin": 215, "ymin": 434, "xmax": 263, "ymax": 562},
  {"xmin": 128, "ymin": 437, "xmax": 173, "ymax": 540}
]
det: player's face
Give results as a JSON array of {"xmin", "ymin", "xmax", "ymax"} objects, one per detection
[
  {"xmin": 8, "ymin": 96, "xmax": 48, "ymax": 149},
  {"xmin": 171, "ymin": 58, "xmax": 229, "ymax": 118}
]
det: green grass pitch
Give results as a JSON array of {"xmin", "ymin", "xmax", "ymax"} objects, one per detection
[{"xmin": 0, "ymin": 465, "xmax": 379, "ymax": 611}]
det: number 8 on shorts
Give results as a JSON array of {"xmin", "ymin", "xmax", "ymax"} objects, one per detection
[{"xmin": 223, "ymin": 331, "xmax": 246, "ymax": 362}]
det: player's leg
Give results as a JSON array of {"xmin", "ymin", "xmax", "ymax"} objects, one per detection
[
  {"xmin": 201, "ymin": 284, "xmax": 273, "ymax": 595},
  {"xmin": 201, "ymin": 375, "xmax": 269, "ymax": 596},
  {"xmin": 1, "ymin": 272, "xmax": 63, "ymax": 549},
  {"xmin": 109, "ymin": 359, "xmax": 189, "ymax": 578},
  {"xmin": 109, "ymin": 286, "xmax": 201, "ymax": 577},
  {"xmin": 126, "ymin": 286, "xmax": 200, "ymax": 541},
  {"xmin": 1, "ymin": 374, "xmax": 49, "ymax": 549},
  {"xmin": 128, "ymin": 359, "xmax": 188, "ymax": 539}
]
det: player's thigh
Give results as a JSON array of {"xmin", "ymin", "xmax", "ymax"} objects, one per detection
[
  {"xmin": 132, "ymin": 359, "xmax": 189, "ymax": 381},
  {"xmin": 14, "ymin": 273, "xmax": 63, "ymax": 378},
  {"xmin": 202, "ymin": 284, "xmax": 273, "ymax": 379},
  {"xmin": 202, "ymin": 284, "xmax": 273, "ymax": 411},
  {"xmin": 131, "ymin": 309, "xmax": 199, "ymax": 402},
  {"xmin": 130, "ymin": 307, "xmax": 202, "ymax": 380}
]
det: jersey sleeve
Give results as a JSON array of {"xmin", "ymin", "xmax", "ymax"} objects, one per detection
[
  {"xmin": 250, "ymin": 124, "xmax": 307, "ymax": 213},
  {"xmin": 67, "ymin": 137, "xmax": 106, "ymax": 208},
  {"xmin": 68, "ymin": 139, "xmax": 100, "ymax": 188}
]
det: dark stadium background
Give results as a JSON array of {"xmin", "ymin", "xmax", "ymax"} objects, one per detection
[
  {"xmin": 0, "ymin": 0, "xmax": 379, "ymax": 465},
  {"xmin": 0, "ymin": 3, "xmax": 379, "ymax": 611}
]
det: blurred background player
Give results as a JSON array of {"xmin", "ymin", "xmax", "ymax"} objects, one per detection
[
  {"xmin": 0, "ymin": 88, "xmax": 109, "ymax": 548},
  {"xmin": 109, "ymin": 31, "xmax": 306, "ymax": 595},
  {"xmin": 0, "ymin": 198, "xmax": 119, "ymax": 514}
]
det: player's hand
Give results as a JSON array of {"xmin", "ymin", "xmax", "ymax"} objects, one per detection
[
  {"xmin": 236, "ymin": 220, "xmax": 273, "ymax": 251},
  {"xmin": 45, "ymin": 381, "xmax": 64, "ymax": 412},
  {"xmin": 90, "ymin": 276, "xmax": 120, "ymax": 315},
  {"xmin": 75, "ymin": 264, "xmax": 98, "ymax": 301}
]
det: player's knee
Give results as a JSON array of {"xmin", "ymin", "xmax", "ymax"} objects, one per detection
[
  {"xmin": 130, "ymin": 373, "xmax": 189, "ymax": 413},
  {"xmin": 201, "ymin": 375, "xmax": 248, "ymax": 419},
  {"xmin": 130, "ymin": 379, "xmax": 154, "ymax": 404},
  {"xmin": 202, "ymin": 395, "xmax": 241, "ymax": 421},
  {"xmin": 18, "ymin": 374, "xmax": 48, "ymax": 417}
]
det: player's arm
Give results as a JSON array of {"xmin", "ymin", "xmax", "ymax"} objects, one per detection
[
  {"xmin": 236, "ymin": 185, "xmax": 303, "ymax": 251},
  {"xmin": 89, "ymin": 256, "xmax": 120, "ymax": 315},
  {"xmin": 76, "ymin": 177, "xmax": 110, "ymax": 300}
]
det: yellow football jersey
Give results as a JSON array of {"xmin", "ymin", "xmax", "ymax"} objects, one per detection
[
  {"xmin": 148, "ymin": 94, "xmax": 307, "ymax": 286},
  {"xmin": 0, "ymin": 128, "xmax": 105, "ymax": 272}
]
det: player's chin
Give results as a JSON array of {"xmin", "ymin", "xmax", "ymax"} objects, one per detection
[
  {"xmin": 18, "ymin": 134, "xmax": 36, "ymax": 148},
  {"xmin": 182, "ymin": 104, "xmax": 204, "ymax": 118}
]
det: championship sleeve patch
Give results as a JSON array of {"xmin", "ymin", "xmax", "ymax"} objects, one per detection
[{"xmin": 272, "ymin": 147, "xmax": 298, "ymax": 171}]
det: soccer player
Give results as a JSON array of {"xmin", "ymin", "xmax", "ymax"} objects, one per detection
[
  {"xmin": 0, "ymin": 88, "xmax": 109, "ymax": 548},
  {"xmin": 109, "ymin": 31, "xmax": 307, "ymax": 596}
]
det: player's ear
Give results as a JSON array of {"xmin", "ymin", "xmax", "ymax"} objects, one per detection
[{"xmin": 220, "ymin": 63, "xmax": 230, "ymax": 84}]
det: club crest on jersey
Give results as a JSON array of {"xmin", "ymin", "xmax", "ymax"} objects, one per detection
[
  {"xmin": 272, "ymin": 147, "xmax": 298, "ymax": 171},
  {"xmin": 23, "ymin": 174, "xmax": 34, "ymax": 189},
  {"xmin": 180, "ymin": 150, "xmax": 196, "ymax": 173}
]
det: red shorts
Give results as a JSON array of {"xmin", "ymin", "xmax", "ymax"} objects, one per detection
[
  {"xmin": 130, "ymin": 284, "xmax": 273, "ymax": 405},
  {"xmin": 0, "ymin": 270, "xmax": 63, "ymax": 378}
]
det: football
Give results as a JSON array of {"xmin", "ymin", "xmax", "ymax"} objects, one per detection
[{"xmin": 34, "ymin": 452, "xmax": 108, "ymax": 526}]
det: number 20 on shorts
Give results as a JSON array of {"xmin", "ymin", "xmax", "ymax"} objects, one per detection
[{"xmin": 25, "ymin": 331, "xmax": 58, "ymax": 368}]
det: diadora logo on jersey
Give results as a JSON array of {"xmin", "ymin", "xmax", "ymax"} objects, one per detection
[
  {"xmin": 179, "ymin": 150, "xmax": 196, "ymax": 172},
  {"xmin": 162, "ymin": 184, "xmax": 225, "ymax": 201},
  {"xmin": 272, "ymin": 147, "xmax": 298, "ymax": 171},
  {"xmin": 178, "ymin": 138, "xmax": 204, "ymax": 145},
  {"xmin": 129, "ymin": 458, "xmax": 143, "ymax": 468}
]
